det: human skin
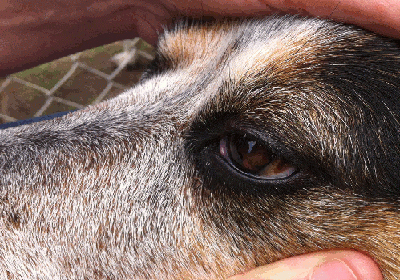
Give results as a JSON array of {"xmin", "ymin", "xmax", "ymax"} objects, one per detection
[
  {"xmin": 0, "ymin": 1, "xmax": 392, "ymax": 279},
  {"xmin": 227, "ymin": 250, "xmax": 383, "ymax": 280},
  {"xmin": 0, "ymin": 0, "xmax": 399, "ymax": 76}
]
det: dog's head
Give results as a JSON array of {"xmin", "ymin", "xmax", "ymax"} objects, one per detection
[{"xmin": 1, "ymin": 15, "xmax": 400, "ymax": 279}]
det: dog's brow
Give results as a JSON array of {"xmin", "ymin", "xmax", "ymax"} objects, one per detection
[{"xmin": 158, "ymin": 22, "xmax": 234, "ymax": 70}]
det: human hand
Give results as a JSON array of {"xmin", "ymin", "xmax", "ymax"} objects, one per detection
[
  {"xmin": 0, "ymin": 1, "xmax": 392, "ymax": 278},
  {"xmin": 227, "ymin": 250, "xmax": 383, "ymax": 280},
  {"xmin": 0, "ymin": 0, "xmax": 392, "ymax": 278},
  {"xmin": 1, "ymin": 0, "xmax": 399, "ymax": 75},
  {"xmin": 135, "ymin": 0, "xmax": 400, "ymax": 44}
]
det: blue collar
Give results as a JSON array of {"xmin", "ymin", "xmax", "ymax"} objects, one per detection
[{"xmin": 0, "ymin": 111, "xmax": 74, "ymax": 130}]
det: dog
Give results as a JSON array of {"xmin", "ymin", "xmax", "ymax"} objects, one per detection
[{"xmin": 0, "ymin": 15, "xmax": 400, "ymax": 279}]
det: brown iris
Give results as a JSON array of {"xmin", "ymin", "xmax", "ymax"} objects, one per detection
[{"xmin": 219, "ymin": 134, "xmax": 296, "ymax": 179}]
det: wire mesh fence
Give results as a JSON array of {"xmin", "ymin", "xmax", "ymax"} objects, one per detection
[{"xmin": 0, "ymin": 38, "xmax": 155, "ymax": 124}]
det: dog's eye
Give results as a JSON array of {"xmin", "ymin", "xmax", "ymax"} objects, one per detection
[{"xmin": 219, "ymin": 134, "xmax": 296, "ymax": 179}]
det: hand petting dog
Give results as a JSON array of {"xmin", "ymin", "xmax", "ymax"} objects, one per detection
[
  {"xmin": 1, "ymin": 1, "xmax": 398, "ymax": 279},
  {"xmin": 0, "ymin": 0, "xmax": 399, "ymax": 76}
]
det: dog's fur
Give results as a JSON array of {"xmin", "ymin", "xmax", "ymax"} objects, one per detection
[{"xmin": 1, "ymin": 15, "xmax": 400, "ymax": 279}]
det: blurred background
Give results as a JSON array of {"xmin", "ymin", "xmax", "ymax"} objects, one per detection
[{"xmin": 0, "ymin": 38, "xmax": 155, "ymax": 125}]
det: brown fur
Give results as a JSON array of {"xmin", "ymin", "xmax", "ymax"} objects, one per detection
[{"xmin": 1, "ymin": 15, "xmax": 400, "ymax": 279}]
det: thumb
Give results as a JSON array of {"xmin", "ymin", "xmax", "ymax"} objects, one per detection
[{"xmin": 227, "ymin": 250, "xmax": 383, "ymax": 280}]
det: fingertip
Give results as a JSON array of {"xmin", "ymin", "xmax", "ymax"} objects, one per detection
[
  {"xmin": 226, "ymin": 250, "xmax": 383, "ymax": 280},
  {"xmin": 338, "ymin": 251, "xmax": 383, "ymax": 280}
]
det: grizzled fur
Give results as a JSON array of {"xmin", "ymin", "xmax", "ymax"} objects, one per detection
[{"xmin": 1, "ymin": 15, "xmax": 400, "ymax": 279}]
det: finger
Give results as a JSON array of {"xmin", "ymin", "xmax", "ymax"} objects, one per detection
[
  {"xmin": 263, "ymin": 0, "xmax": 400, "ymax": 39},
  {"xmin": 166, "ymin": 0, "xmax": 400, "ymax": 39},
  {"xmin": 226, "ymin": 250, "xmax": 383, "ymax": 280}
]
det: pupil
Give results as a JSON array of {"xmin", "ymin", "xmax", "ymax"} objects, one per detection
[{"xmin": 230, "ymin": 135, "xmax": 271, "ymax": 173}]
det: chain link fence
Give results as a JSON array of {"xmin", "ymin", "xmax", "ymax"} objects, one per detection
[{"xmin": 0, "ymin": 38, "xmax": 155, "ymax": 124}]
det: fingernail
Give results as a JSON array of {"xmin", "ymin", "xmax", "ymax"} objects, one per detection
[{"xmin": 310, "ymin": 259, "xmax": 357, "ymax": 280}]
